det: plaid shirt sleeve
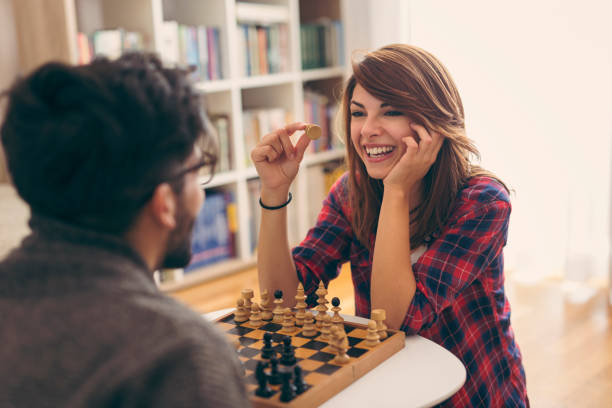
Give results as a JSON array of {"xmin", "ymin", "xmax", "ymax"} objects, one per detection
[
  {"xmin": 292, "ymin": 174, "xmax": 352, "ymax": 301},
  {"xmin": 402, "ymin": 182, "xmax": 511, "ymax": 334}
]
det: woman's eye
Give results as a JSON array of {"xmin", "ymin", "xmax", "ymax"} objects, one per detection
[
  {"xmin": 385, "ymin": 110, "xmax": 403, "ymax": 116},
  {"xmin": 350, "ymin": 111, "xmax": 364, "ymax": 117}
]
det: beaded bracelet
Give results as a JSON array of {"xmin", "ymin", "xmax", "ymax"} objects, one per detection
[{"xmin": 259, "ymin": 192, "xmax": 292, "ymax": 210}]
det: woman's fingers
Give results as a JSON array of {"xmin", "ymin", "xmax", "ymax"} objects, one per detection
[
  {"xmin": 284, "ymin": 121, "xmax": 308, "ymax": 135},
  {"xmin": 277, "ymin": 128, "xmax": 296, "ymax": 159},
  {"xmin": 251, "ymin": 145, "xmax": 279, "ymax": 163},
  {"xmin": 410, "ymin": 123, "xmax": 443, "ymax": 161},
  {"xmin": 294, "ymin": 132, "xmax": 313, "ymax": 161}
]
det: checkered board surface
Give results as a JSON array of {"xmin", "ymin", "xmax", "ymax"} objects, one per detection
[{"xmin": 215, "ymin": 312, "xmax": 406, "ymax": 408}]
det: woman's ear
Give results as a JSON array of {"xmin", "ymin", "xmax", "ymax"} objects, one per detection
[{"xmin": 148, "ymin": 183, "xmax": 177, "ymax": 229}]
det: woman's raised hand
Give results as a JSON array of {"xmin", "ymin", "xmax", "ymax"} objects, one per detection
[
  {"xmin": 384, "ymin": 124, "xmax": 444, "ymax": 193},
  {"xmin": 251, "ymin": 122, "xmax": 312, "ymax": 192}
]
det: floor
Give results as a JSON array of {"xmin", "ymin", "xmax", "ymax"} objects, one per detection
[{"xmin": 170, "ymin": 267, "xmax": 612, "ymax": 408}]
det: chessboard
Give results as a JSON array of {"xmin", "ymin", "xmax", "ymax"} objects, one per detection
[{"xmin": 215, "ymin": 310, "xmax": 406, "ymax": 408}]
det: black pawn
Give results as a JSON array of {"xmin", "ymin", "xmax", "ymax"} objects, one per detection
[
  {"xmin": 268, "ymin": 356, "xmax": 281, "ymax": 385},
  {"xmin": 332, "ymin": 297, "xmax": 340, "ymax": 307},
  {"xmin": 294, "ymin": 365, "xmax": 308, "ymax": 395},
  {"xmin": 274, "ymin": 289, "xmax": 283, "ymax": 300},
  {"xmin": 261, "ymin": 332, "xmax": 275, "ymax": 360},
  {"xmin": 254, "ymin": 361, "xmax": 273, "ymax": 398},
  {"xmin": 280, "ymin": 336, "xmax": 296, "ymax": 367},
  {"xmin": 279, "ymin": 371, "xmax": 296, "ymax": 402}
]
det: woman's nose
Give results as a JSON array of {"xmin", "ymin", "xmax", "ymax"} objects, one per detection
[{"xmin": 361, "ymin": 115, "xmax": 381, "ymax": 138}]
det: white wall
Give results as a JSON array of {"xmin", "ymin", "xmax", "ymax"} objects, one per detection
[
  {"xmin": 0, "ymin": 0, "xmax": 20, "ymax": 183},
  {"xmin": 393, "ymin": 0, "xmax": 612, "ymax": 282}
]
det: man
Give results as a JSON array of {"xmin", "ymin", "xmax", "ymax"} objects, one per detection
[{"xmin": 0, "ymin": 53, "xmax": 249, "ymax": 407}]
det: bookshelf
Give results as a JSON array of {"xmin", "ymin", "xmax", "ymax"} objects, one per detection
[{"xmin": 11, "ymin": 0, "xmax": 354, "ymax": 291}]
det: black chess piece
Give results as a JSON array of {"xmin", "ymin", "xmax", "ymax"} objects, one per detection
[
  {"xmin": 261, "ymin": 332, "xmax": 275, "ymax": 360},
  {"xmin": 280, "ymin": 336, "xmax": 296, "ymax": 368},
  {"xmin": 274, "ymin": 289, "xmax": 283, "ymax": 300},
  {"xmin": 268, "ymin": 356, "xmax": 282, "ymax": 385},
  {"xmin": 294, "ymin": 365, "xmax": 308, "ymax": 395},
  {"xmin": 254, "ymin": 361, "xmax": 273, "ymax": 398},
  {"xmin": 332, "ymin": 297, "xmax": 340, "ymax": 307},
  {"xmin": 279, "ymin": 371, "xmax": 296, "ymax": 402}
]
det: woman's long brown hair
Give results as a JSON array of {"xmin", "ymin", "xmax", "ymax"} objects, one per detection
[{"xmin": 340, "ymin": 44, "xmax": 507, "ymax": 248}]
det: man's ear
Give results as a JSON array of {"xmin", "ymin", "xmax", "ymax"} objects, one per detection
[{"xmin": 147, "ymin": 183, "xmax": 177, "ymax": 229}]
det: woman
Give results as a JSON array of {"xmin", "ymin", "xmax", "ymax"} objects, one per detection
[{"xmin": 251, "ymin": 44, "xmax": 528, "ymax": 407}]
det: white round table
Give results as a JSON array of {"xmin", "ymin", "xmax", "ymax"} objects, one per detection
[{"xmin": 205, "ymin": 309, "xmax": 466, "ymax": 408}]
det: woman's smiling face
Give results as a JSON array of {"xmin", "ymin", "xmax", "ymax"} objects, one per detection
[{"xmin": 349, "ymin": 84, "xmax": 418, "ymax": 180}]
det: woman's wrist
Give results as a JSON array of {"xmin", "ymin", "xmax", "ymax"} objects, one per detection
[
  {"xmin": 383, "ymin": 184, "xmax": 412, "ymax": 202},
  {"xmin": 260, "ymin": 187, "xmax": 291, "ymax": 208}
]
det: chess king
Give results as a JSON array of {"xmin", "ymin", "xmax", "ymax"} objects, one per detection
[{"xmin": 0, "ymin": 53, "xmax": 249, "ymax": 407}]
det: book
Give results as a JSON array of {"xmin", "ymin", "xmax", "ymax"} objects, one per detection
[
  {"xmin": 185, "ymin": 190, "xmax": 235, "ymax": 272},
  {"xmin": 197, "ymin": 26, "xmax": 209, "ymax": 80},
  {"xmin": 239, "ymin": 22, "xmax": 289, "ymax": 77},
  {"xmin": 160, "ymin": 21, "xmax": 180, "ymax": 65},
  {"xmin": 300, "ymin": 20, "xmax": 344, "ymax": 69},
  {"xmin": 92, "ymin": 29, "xmax": 123, "ymax": 59},
  {"xmin": 76, "ymin": 32, "xmax": 92, "ymax": 65},
  {"xmin": 210, "ymin": 114, "xmax": 232, "ymax": 172}
]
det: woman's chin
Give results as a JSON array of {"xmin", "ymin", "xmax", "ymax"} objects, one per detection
[{"xmin": 365, "ymin": 167, "xmax": 389, "ymax": 180}]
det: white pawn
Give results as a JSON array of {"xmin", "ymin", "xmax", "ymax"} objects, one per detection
[
  {"xmin": 301, "ymin": 311, "xmax": 317, "ymax": 337},
  {"xmin": 249, "ymin": 303, "xmax": 263, "ymax": 328},
  {"xmin": 234, "ymin": 298, "xmax": 248, "ymax": 323},
  {"xmin": 280, "ymin": 307, "xmax": 297, "ymax": 334},
  {"xmin": 363, "ymin": 320, "xmax": 380, "ymax": 347}
]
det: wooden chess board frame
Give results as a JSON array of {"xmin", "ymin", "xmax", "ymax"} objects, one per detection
[{"xmin": 215, "ymin": 311, "xmax": 406, "ymax": 408}]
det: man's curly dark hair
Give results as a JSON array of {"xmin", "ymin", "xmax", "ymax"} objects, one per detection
[{"xmin": 0, "ymin": 52, "xmax": 216, "ymax": 234}]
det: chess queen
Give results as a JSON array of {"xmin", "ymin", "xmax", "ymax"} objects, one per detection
[{"xmin": 251, "ymin": 44, "xmax": 528, "ymax": 407}]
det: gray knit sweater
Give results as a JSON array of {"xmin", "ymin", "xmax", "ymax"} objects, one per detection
[{"xmin": 0, "ymin": 215, "xmax": 250, "ymax": 407}]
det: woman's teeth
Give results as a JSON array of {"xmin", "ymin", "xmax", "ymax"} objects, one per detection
[{"xmin": 365, "ymin": 146, "xmax": 394, "ymax": 158}]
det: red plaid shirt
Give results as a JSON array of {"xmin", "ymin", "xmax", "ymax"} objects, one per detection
[{"xmin": 293, "ymin": 173, "xmax": 528, "ymax": 407}]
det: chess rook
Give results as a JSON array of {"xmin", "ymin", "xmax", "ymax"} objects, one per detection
[
  {"xmin": 305, "ymin": 124, "xmax": 322, "ymax": 140},
  {"xmin": 371, "ymin": 309, "xmax": 388, "ymax": 340}
]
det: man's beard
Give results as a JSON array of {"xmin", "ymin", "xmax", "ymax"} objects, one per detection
[{"xmin": 161, "ymin": 200, "xmax": 196, "ymax": 269}]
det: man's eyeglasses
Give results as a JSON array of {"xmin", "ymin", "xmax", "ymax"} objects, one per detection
[{"xmin": 167, "ymin": 150, "xmax": 217, "ymax": 187}]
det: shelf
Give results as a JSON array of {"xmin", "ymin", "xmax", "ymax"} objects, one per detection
[
  {"xmin": 158, "ymin": 257, "xmax": 257, "ymax": 292},
  {"xmin": 238, "ymin": 72, "xmax": 297, "ymax": 89},
  {"xmin": 301, "ymin": 66, "xmax": 346, "ymax": 82},
  {"xmin": 18, "ymin": 0, "xmax": 353, "ymax": 291},
  {"xmin": 235, "ymin": 2, "xmax": 290, "ymax": 25},
  {"xmin": 303, "ymin": 148, "xmax": 346, "ymax": 166},
  {"xmin": 193, "ymin": 79, "xmax": 233, "ymax": 93},
  {"xmin": 201, "ymin": 170, "xmax": 240, "ymax": 189}
]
